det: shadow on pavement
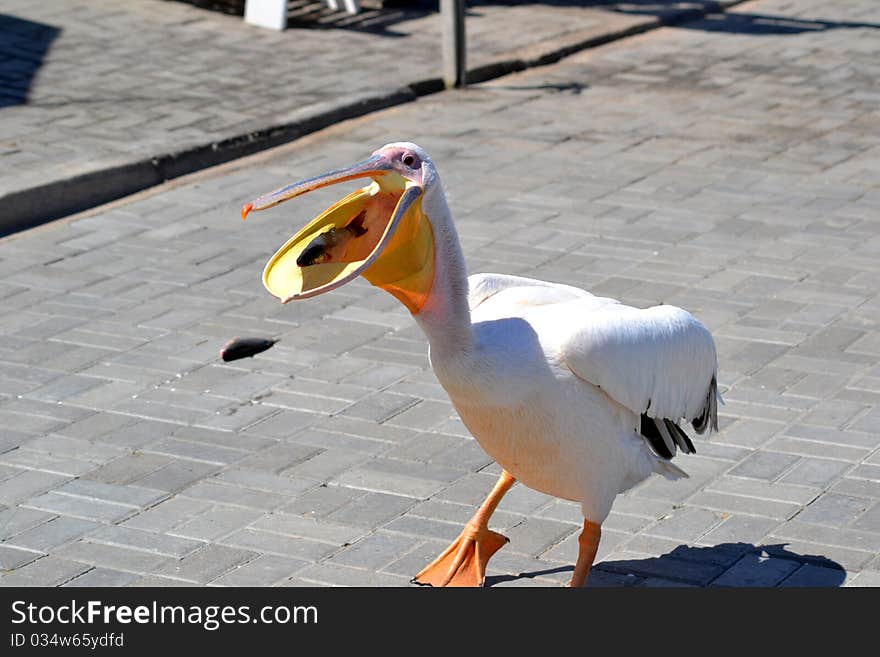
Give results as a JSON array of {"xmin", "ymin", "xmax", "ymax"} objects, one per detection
[
  {"xmin": 674, "ymin": 11, "xmax": 880, "ymax": 34},
  {"xmin": 171, "ymin": 0, "xmax": 880, "ymax": 39},
  {"xmin": 479, "ymin": 1, "xmax": 880, "ymax": 34},
  {"xmin": 486, "ymin": 542, "xmax": 847, "ymax": 587},
  {"xmin": 0, "ymin": 14, "xmax": 60, "ymax": 108},
  {"xmin": 487, "ymin": 81, "xmax": 588, "ymax": 94}
]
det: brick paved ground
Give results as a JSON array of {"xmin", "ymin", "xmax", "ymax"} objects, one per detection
[
  {"xmin": 0, "ymin": 0, "xmax": 878, "ymax": 586},
  {"xmin": 0, "ymin": 0, "xmax": 738, "ymax": 225}
]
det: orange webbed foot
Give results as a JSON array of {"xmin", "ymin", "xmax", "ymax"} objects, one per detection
[{"xmin": 413, "ymin": 524, "xmax": 509, "ymax": 587}]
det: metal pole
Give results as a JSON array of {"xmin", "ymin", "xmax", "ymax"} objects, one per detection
[{"xmin": 441, "ymin": 0, "xmax": 466, "ymax": 88}]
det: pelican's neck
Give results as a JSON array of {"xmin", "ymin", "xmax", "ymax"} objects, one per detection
[{"xmin": 412, "ymin": 188, "xmax": 473, "ymax": 362}]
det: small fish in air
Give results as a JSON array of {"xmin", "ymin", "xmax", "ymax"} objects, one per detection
[
  {"xmin": 220, "ymin": 337, "xmax": 277, "ymax": 362},
  {"xmin": 296, "ymin": 209, "xmax": 368, "ymax": 267}
]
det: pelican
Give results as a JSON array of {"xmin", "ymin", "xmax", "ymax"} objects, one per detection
[{"xmin": 242, "ymin": 142, "xmax": 720, "ymax": 587}]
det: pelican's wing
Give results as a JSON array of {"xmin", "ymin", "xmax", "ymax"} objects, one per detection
[
  {"xmin": 468, "ymin": 273, "xmax": 611, "ymax": 312},
  {"xmin": 561, "ymin": 302, "xmax": 719, "ymax": 456}
]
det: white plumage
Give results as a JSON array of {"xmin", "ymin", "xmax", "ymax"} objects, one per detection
[
  {"xmin": 468, "ymin": 272, "xmax": 718, "ymax": 422},
  {"xmin": 431, "ymin": 271, "xmax": 719, "ymax": 523}
]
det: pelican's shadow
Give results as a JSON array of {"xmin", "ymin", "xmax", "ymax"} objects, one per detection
[{"xmin": 485, "ymin": 542, "xmax": 846, "ymax": 587}]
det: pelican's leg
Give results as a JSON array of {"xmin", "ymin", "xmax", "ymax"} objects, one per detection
[
  {"xmin": 569, "ymin": 519, "xmax": 602, "ymax": 587},
  {"xmin": 413, "ymin": 470, "xmax": 516, "ymax": 587}
]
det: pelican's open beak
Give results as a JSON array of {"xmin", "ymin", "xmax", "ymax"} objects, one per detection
[{"xmin": 242, "ymin": 155, "xmax": 434, "ymax": 314}]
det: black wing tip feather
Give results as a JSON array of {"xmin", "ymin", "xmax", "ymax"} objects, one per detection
[
  {"xmin": 641, "ymin": 375, "xmax": 717, "ymax": 460},
  {"xmin": 641, "ymin": 414, "xmax": 697, "ymax": 460},
  {"xmin": 665, "ymin": 418, "xmax": 696, "ymax": 454},
  {"xmin": 691, "ymin": 375, "xmax": 718, "ymax": 435},
  {"xmin": 641, "ymin": 414, "xmax": 674, "ymax": 460}
]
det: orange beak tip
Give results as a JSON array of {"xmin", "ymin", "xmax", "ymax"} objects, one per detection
[{"xmin": 241, "ymin": 203, "xmax": 253, "ymax": 221}]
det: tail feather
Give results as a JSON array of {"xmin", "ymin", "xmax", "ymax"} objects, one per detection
[{"xmin": 654, "ymin": 459, "xmax": 689, "ymax": 481}]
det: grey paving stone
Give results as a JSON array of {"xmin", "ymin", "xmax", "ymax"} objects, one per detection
[
  {"xmin": 250, "ymin": 512, "xmax": 366, "ymax": 545},
  {"xmin": 288, "ymin": 428, "xmax": 389, "ymax": 455},
  {"xmin": 86, "ymin": 526, "xmax": 203, "ymax": 558},
  {"xmin": 832, "ymin": 478, "xmax": 880, "ymax": 501},
  {"xmin": 63, "ymin": 568, "xmax": 138, "ymax": 587},
  {"xmin": 0, "ymin": 430, "xmax": 30, "ymax": 456},
  {"xmin": 22, "ymin": 491, "xmax": 136, "ymax": 523},
  {"xmin": 383, "ymin": 515, "xmax": 464, "ymax": 542},
  {"xmin": 0, "ymin": 556, "xmax": 91, "ymax": 587},
  {"xmin": 133, "ymin": 460, "xmax": 220, "ymax": 492},
  {"xmin": 849, "ymin": 464, "xmax": 880, "ymax": 482},
  {"xmin": 340, "ymin": 393, "xmax": 420, "ymax": 423},
  {"xmin": 236, "ymin": 442, "xmax": 324, "ymax": 473},
  {"xmin": 0, "ymin": 449, "xmax": 96, "ymax": 478},
  {"xmin": 4, "ymin": 516, "xmax": 100, "ymax": 553},
  {"xmin": 170, "ymin": 505, "xmax": 263, "ymax": 542},
  {"xmin": 716, "ymin": 419, "xmax": 787, "ymax": 449},
  {"xmin": 785, "ymin": 424, "xmax": 878, "ymax": 448},
  {"xmin": 771, "ymin": 520, "xmax": 880, "ymax": 554},
  {"xmin": 434, "ymin": 472, "xmax": 503, "ymax": 507},
  {"xmin": 504, "ymin": 517, "xmax": 579, "ymax": 557},
  {"xmin": 644, "ymin": 508, "xmax": 725, "ymax": 543},
  {"xmin": 328, "ymin": 491, "xmax": 418, "ymax": 527},
  {"xmin": 588, "ymin": 569, "xmax": 644, "ymax": 588},
  {"xmin": 711, "ymin": 553, "xmax": 800, "ymax": 587},
  {"xmin": 846, "ymin": 570, "xmax": 880, "ymax": 587},
  {"xmin": 0, "ymin": 506, "xmax": 56, "ymax": 541},
  {"xmin": 84, "ymin": 453, "xmax": 172, "ymax": 485},
  {"xmin": 63, "ymin": 568, "xmax": 141, "ymax": 587},
  {"xmin": 705, "ymin": 476, "xmax": 819, "ymax": 506},
  {"xmin": 93, "ymin": 418, "xmax": 177, "ymax": 450},
  {"xmin": 210, "ymin": 554, "xmax": 308, "ymax": 586},
  {"xmin": 610, "ymin": 496, "xmax": 676, "ymax": 520},
  {"xmin": 688, "ymin": 488, "xmax": 803, "ymax": 520},
  {"xmin": 219, "ymin": 528, "xmax": 338, "ymax": 562},
  {"xmin": 283, "ymin": 448, "xmax": 371, "ymax": 482},
  {"xmin": 728, "ymin": 451, "xmax": 801, "ymax": 481},
  {"xmin": 779, "ymin": 458, "xmax": 850, "ymax": 488},
  {"xmin": 851, "ymin": 502, "xmax": 880, "ymax": 534},
  {"xmin": 698, "ymin": 515, "xmax": 780, "ymax": 547},
  {"xmin": 613, "ymin": 541, "xmax": 733, "ymax": 584},
  {"xmin": 331, "ymin": 532, "xmax": 421, "ymax": 571},
  {"xmin": 0, "ymin": 544, "xmax": 41, "ymax": 570},
  {"xmin": 121, "ymin": 496, "xmax": 214, "ymax": 533},
  {"xmin": 296, "ymin": 562, "xmax": 413, "ymax": 587},
  {"xmin": 180, "ymin": 481, "xmax": 287, "ymax": 511},
  {"xmin": 796, "ymin": 493, "xmax": 873, "ymax": 528},
  {"xmin": 241, "ymin": 409, "xmax": 318, "ymax": 439},
  {"xmin": 212, "ymin": 469, "xmax": 315, "ymax": 497},
  {"xmin": 598, "ymin": 510, "xmax": 654, "ymax": 535},
  {"xmin": 156, "ymin": 544, "xmax": 257, "ymax": 584},
  {"xmin": 55, "ymin": 541, "xmax": 172, "ymax": 574},
  {"xmin": 314, "ymin": 415, "xmax": 416, "ymax": 445},
  {"xmin": 56, "ymin": 479, "xmax": 166, "ymax": 508},
  {"xmin": 779, "ymin": 563, "xmax": 847, "ymax": 587},
  {"xmin": 381, "ymin": 540, "xmax": 447, "ymax": 578},
  {"xmin": 19, "ymin": 434, "xmax": 124, "ymax": 464},
  {"xmin": 282, "ymin": 484, "xmax": 365, "ymax": 519},
  {"xmin": 630, "ymin": 456, "xmax": 729, "ymax": 503}
]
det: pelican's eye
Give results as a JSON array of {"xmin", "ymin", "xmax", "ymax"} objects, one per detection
[{"xmin": 402, "ymin": 153, "xmax": 417, "ymax": 168}]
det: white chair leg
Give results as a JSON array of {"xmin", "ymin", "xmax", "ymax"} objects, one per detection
[
  {"xmin": 244, "ymin": 0, "xmax": 287, "ymax": 30},
  {"xmin": 342, "ymin": 0, "xmax": 361, "ymax": 14}
]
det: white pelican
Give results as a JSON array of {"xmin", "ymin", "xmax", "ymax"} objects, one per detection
[{"xmin": 242, "ymin": 142, "xmax": 720, "ymax": 587}]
